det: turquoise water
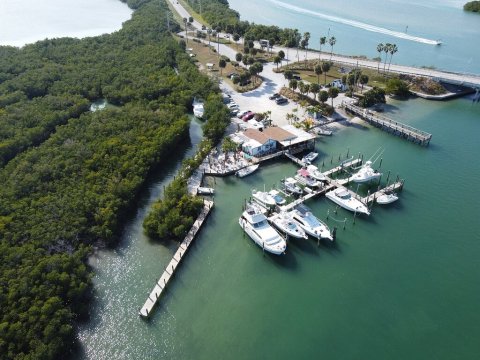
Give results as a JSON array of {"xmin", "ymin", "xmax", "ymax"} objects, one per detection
[
  {"xmin": 78, "ymin": 97, "xmax": 480, "ymax": 359},
  {"xmin": 228, "ymin": 0, "xmax": 480, "ymax": 74}
]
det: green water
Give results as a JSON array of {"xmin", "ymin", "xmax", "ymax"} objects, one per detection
[{"xmin": 78, "ymin": 98, "xmax": 480, "ymax": 359}]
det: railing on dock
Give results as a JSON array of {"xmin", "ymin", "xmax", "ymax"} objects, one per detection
[
  {"xmin": 139, "ymin": 200, "xmax": 214, "ymax": 318},
  {"xmin": 344, "ymin": 103, "xmax": 432, "ymax": 146}
]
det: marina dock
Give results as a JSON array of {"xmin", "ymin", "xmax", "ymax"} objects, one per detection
[
  {"xmin": 139, "ymin": 200, "xmax": 214, "ymax": 318},
  {"xmin": 344, "ymin": 103, "xmax": 432, "ymax": 146}
]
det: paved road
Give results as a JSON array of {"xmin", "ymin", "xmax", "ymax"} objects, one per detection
[{"xmin": 168, "ymin": 0, "xmax": 480, "ymax": 89}]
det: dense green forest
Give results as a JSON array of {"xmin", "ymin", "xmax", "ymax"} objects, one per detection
[
  {"xmin": 0, "ymin": 0, "xmax": 227, "ymax": 358},
  {"xmin": 464, "ymin": 1, "xmax": 480, "ymax": 12}
]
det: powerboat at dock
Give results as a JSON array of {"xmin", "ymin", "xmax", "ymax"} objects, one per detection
[
  {"xmin": 236, "ymin": 164, "xmax": 259, "ymax": 177},
  {"xmin": 280, "ymin": 177, "xmax": 303, "ymax": 196},
  {"xmin": 376, "ymin": 191, "xmax": 399, "ymax": 205},
  {"xmin": 351, "ymin": 161, "xmax": 382, "ymax": 184},
  {"xmin": 269, "ymin": 212, "xmax": 308, "ymax": 239},
  {"xmin": 197, "ymin": 187, "xmax": 214, "ymax": 195},
  {"xmin": 325, "ymin": 187, "xmax": 370, "ymax": 215},
  {"xmin": 295, "ymin": 168, "xmax": 322, "ymax": 188},
  {"xmin": 252, "ymin": 189, "xmax": 276, "ymax": 207},
  {"xmin": 239, "ymin": 203, "xmax": 286, "ymax": 255},
  {"xmin": 268, "ymin": 189, "xmax": 286, "ymax": 205},
  {"xmin": 290, "ymin": 204, "xmax": 333, "ymax": 241},
  {"xmin": 306, "ymin": 164, "xmax": 327, "ymax": 181},
  {"xmin": 302, "ymin": 152, "xmax": 318, "ymax": 164}
]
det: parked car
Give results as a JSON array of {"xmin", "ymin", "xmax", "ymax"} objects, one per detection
[
  {"xmin": 242, "ymin": 111, "xmax": 255, "ymax": 121},
  {"xmin": 276, "ymin": 97, "xmax": 288, "ymax": 105},
  {"xmin": 237, "ymin": 110, "xmax": 250, "ymax": 119},
  {"xmin": 227, "ymin": 102, "xmax": 239, "ymax": 109},
  {"xmin": 230, "ymin": 108, "xmax": 239, "ymax": 116},
  {"xmin": 269, "ymin": 93, "xmax": 280, "ymax": 100}
]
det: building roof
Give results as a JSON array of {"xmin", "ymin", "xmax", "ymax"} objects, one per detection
[
  {"xmin": 243, "ymin": 129, "xmax": 270, "ymax": 145},
  {"xmin": 278, "ymin": 125, "xmax": 316, "ymax": 146},
  {"xmin": 263, "ymin": 127, "xmax": 296, "ymax": 142}
]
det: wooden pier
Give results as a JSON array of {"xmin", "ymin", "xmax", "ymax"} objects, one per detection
[
  {"xmin": 344, "ymin": 103, "xmax": 432, "ymax": 146},
  {"xmin": 361, "ymin": 180, "xmax": 405, "ymax": 204},
  {"xmin": 139, "ymin": 200, "xmax": 214, "ymax": 318}
]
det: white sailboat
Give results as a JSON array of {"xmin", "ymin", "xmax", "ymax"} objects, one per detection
[
  {"xmin": 239, "ymin": 204, "xmax": 286, "ymax": 255},
  {"xmin": 325, "ymin": 187, "xmax": 370, "ymax": 215},
  {"xmin": 269, "ymin": 212, "xmax": 308, "ymax": 239},
  {"xmin": 289, "ymin": 204, "xmax": 333, "ymax": 241}
]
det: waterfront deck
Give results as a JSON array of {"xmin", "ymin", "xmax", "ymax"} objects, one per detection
[
  {"xmin": 139, "ymin": 200, "xmax": 214, "ymax": 318},
  {"xmin": 344, "ymin": 103, "xmax": 432, "ymax": 146}
]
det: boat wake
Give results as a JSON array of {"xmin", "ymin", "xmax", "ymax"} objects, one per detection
[{"xmin": 268, "ymin": 0, "xmax": 442, "ymax": 45}]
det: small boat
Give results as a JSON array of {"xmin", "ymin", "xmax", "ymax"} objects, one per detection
[
  {"xmin": 315, "ymin": 127, "xmax": 333, "ymax": 136},
  {"xmin": 295, "ymin": 168, "xmax": 321, "ymax": 188},
  {"xmin": 302, "ymin": 152, "xmax": 318, "ymax": 164},
  {"xmin": 193, "ymin": 98, "xmax": 204, "ymax": 119},
  {"xmin": 306, "ymin": 164, "xmax": 327, "ymax": 181},
  {"xmin": 290, "ymin": 204, "xmax": 333, "ymax": 240},
  {"xmin": 197, "ymin": 187, "xmax": 214, "ymax": 195},
  {"xmin": 269, "ymin": 212, "xmax": 308, "ymax": 239},
  {"xmin": 376, "ymin": 191, "xmax": 399, "ymax": 205},
  {"xmin": 252, "ymin": 189, "xmax": 276, "ymax": 207},
  {"xmin": 325, "ymin": 187, "xmax": 370, "ymax": 215},
  {"xmin": 280, "ymin": 177, "xmax": 303, "ymax": 195},
  {"xmin": 239, "ymin": 204, "xmax": 286, "ymax": 255},
  {"xmin": 268, "ymin": 189, "xmax": 286, "ymax": 205},
  {"xmin": 351, "ymin": 161, "xmax": 382, "ymax": 184},
  {"xmin": 236, "ymin": 164, "xmax": 259, "ymax": 177}
]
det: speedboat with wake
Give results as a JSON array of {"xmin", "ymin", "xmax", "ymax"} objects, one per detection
[
  {"xmin": 269, "ymin": 211, "xmax": 308, "ymax": 239},
  {"xmin": 239, "ymin": 203, "xmax": 286, "ymax": 255},
  {"xmin": 351, "ymin": 161, "xmax": 381, "ymax": 183},
  {"xmin": 289, "ymin": 204, "xmax": 333, "ymax": 241},
  {"xmin": 325, "ymin": 187, "xmax": 370, "ymax": 215}
]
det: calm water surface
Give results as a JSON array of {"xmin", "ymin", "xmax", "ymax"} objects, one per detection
[
  {"xmin": 0, "ymin": 0, "xmax": 132, "ymax": 47},
  {"xmin": 228, "ymin": 0, "xmax": 480, "ymax": 74}
]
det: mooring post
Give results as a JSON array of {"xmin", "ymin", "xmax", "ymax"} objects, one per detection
[
  {"xmin": 343, "ymin": 218, "xmax": 347, "ymax": 230},
  {"xmin": 353, "ymin": 210, "xmax": 357, "ymax": 225}
]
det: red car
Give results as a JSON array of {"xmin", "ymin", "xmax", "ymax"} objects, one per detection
[{"xmin": 242, "ymin": 111, "xmax": 255, "ymax": 121}]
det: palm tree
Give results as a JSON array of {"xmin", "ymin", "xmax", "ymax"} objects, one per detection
[
  {"xmin": 310, "ymin": 83, "xmax": 320, "ymax": 100},
  {"xmin": 319, "ymin": 90, "xmax": 329, "ymax": 104},
  {"xmin": 219, "ymin": 59, "xmax": 226, "ymax": 75},
  {"xmin": 183, "ymin": 18, "xmax": 188, "ymax": 43},
  {"xmin": 289, "ymin": 79, "xmax": 298, "ymax": 93},
  {"xmin": 319, "ymin": 36, "xmax": 326, "ymax": 61},
  {"xmin": 376, "ymin": 43, "xmax": 384, "ymax": 73},
  {"xmin": 303, "ymin": 32, "xmax": 310, "ymax": 67},
  {"xmin": 328, "ymin": 87, "xmax": 339, "ymax": 108},
  {"xmin": 383, "ymin": 43, "xmax": 391, "ymax": 73},
  {"xmin": 387, "ymin": 44, "xmax": 398, "ymax": 73},
  {"xmin": 207, "ymin": 28, "xmax": 212, "ymax": 47},
  {"xmin": 328, "ymin": 36, "xmax": 336, "ymax": 60},
  {"xmin": 314, "ymin": 63, "xmax": 322, "ymax": 84},
  {"xmin": 298, "ymin": 81, "xmax": 306, "ymax": 97},
  {"xmin": 273, "ymin": 55, "xmax": 281, "ymax": 69},
  {"xmin": 359, "ymin": 74, "xmax": 369, "ymax": 93},
  {"xmin": 233, "ymin": 33, "xmax": 240, "ymax": 50},
  {"xmin": 321, "ymin": 61, "xmax": 331, "ymax": 85}
]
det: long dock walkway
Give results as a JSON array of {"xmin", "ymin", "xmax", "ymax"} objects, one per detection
[
  {"xmin": 139, "ymin": 200, "xmax": 214, "ymax": 318},
  {"xmin": 344, "ymin": 103, "xmax": 432, "ymax": 146}
]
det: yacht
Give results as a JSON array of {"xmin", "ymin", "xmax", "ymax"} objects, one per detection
[
  {"xmin": 325, "ymin": 187, "xmax": 370, "ymax": 215},
  {"xmin": 295, "ymin": 168, "xmax": 321, "ymax": 188},
  {"xmin": 268, "ymin": 189, "xmax": 286, "ymax": 205},
  {"xmin": 269, "ymin": 212, "xmax": 308, "ymax": 239},
  {"xmin": 302, "ymin": 152, "xmax": 318, "ymax": 164},
  {"xmin": 239, "ymin": 204, "xmax": 286, "ymax": 255},
  {"xmin": 290, "ymin": 204, "xmax": 333, "ymax": 241},
  {"xmin": 252, "ymin": 189, "xmax": 276, "ymax": 207},
  {"xmin": 197, "ymin": 187, "xmax": 214, "ymax": 195},
  {"xmin": 280, "ymin": 177, "xmax": 303, "ymax": 195},
  {"xmin": 376, "ymin": 191, "xmax": 399, "ymax": 205},
  {"xmin": 236, "ymin": 164, "xmax": 259, "ymax": 177},
  {"xmin": 306, "ymin": 164, "xmax": 327, "ymax": 181},
  {"xmin": 193, "ymin": 98, "xmax": 205, "ymax": 119},
  {"xmin": 351, "ymin": 161, "xmax": 382, "ymax": 183}
]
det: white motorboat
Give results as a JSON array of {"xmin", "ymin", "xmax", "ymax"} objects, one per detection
[
  {"xmin": 290, "ymin": 204, "xmax": 333, "ymax": 240},
  {"xmin": 268, "ymin": 189, "xmax": 286, "ymax": 205},
  {"xmin": 236, "ymin": 164, "xmax": 259, "ymax": 177},
  {"xmin": 306, "ymin": 164, "xmax": 327, "ymax": 181},
  {"xmin": 252, "ymin": 189, "xmax": 276, "ymax": 207},
  {"xmin": 193, "ymin": 98, "xmax": 204, "ymax": 119},
  {"xmin": 295, "ymin": 168, "xmax": 321, "ymax": 188},
  {"xmin": 376, "ymin": 191, "xmax": 399, "ymax": 205},
  {"xmin": 325, "ymin": 187, "xmax": 370, "ymax": 215},
  {"xmin": 280, "ymin": 177, "xmax": 303, "ymax": 195},
  {"xmin": 269, "ymin": 212, "xmax": 308, "ymax": 239},
  {"xmin": 239, "ymin": 204, "xmax": 286, "ymax": 255},
  {"xmin": 197, "ymin": 187, "xmax": 214, "ymax": 195},
  {"xmin": 302, "ymin": 152, "xmax": 318, "ymax": 164},
  {"xmin": 351, "ymin": 161, "xmax": 382, "ymax": 183}
]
